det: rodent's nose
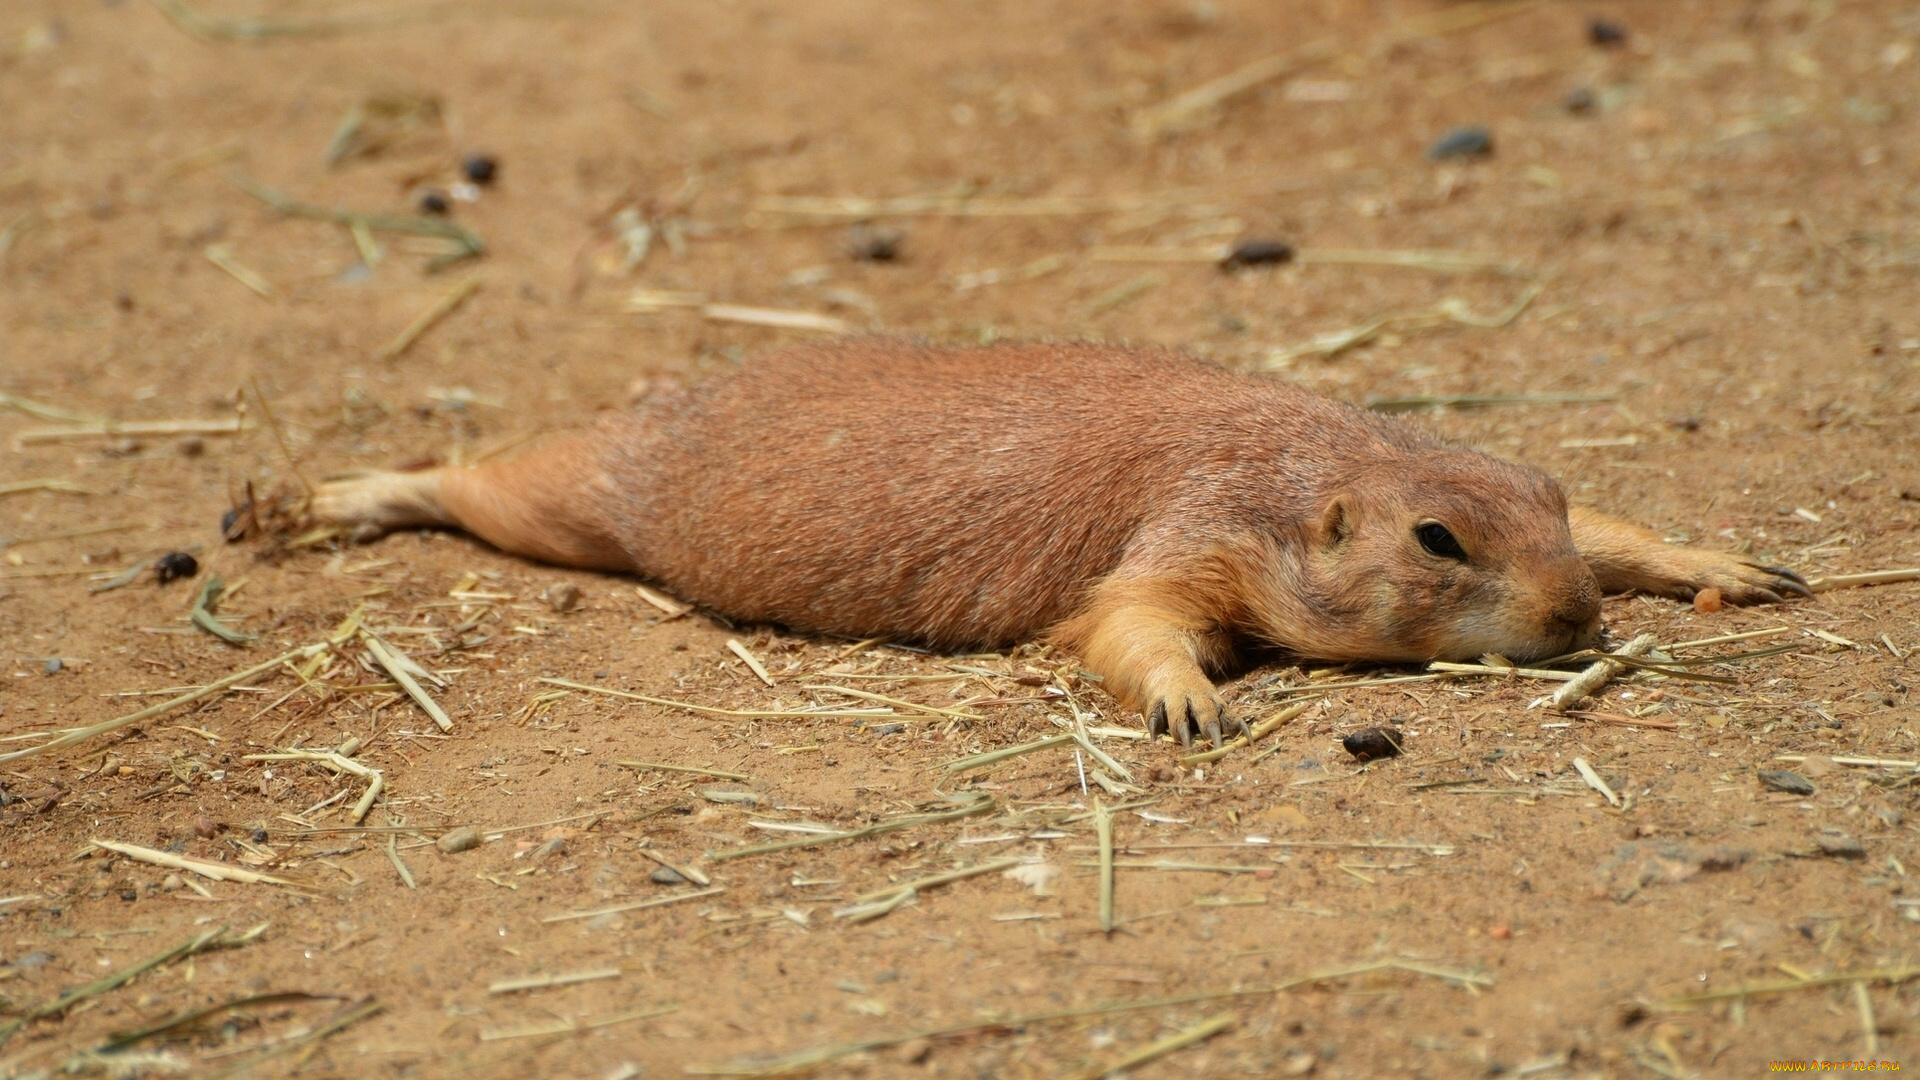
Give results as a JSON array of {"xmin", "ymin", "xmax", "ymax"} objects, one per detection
[{"xmin": 1547, "ymin": 565, "xmax": 1602, "ymax": 632}]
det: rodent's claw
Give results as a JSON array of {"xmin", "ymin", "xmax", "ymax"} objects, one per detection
[
  {"xmin": 1762, "ymin": 565, "xmax": 1814, "ymax": 599},
  {"xmin": 1147, "ymin": 701, "xmax": 1170, "ymax": 742},
  {"xmin": 1146, "ymin": 689, "xmax": 1231, "ymax": 748}
]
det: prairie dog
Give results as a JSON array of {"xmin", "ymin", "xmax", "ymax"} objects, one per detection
[{"xmin": 312, "ymin": 340, "xmax": 1806, "ymax": 745}]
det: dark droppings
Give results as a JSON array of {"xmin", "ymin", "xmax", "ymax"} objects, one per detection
[
  {"xmin": 1221, "ymin": 239, "xmax": 1294, "ymax": 268},
  {"xmin": 1342, "ymin": 727, "xmax": 1404, "ymax": 762},
  {"xmin": 154, "ymin": 551, "xmax": 199, "ymax": 584},
  {"xmin": 462, "ymin": 154, "xmax": 498, "ymax": 184},
  {"xmin": 1428, "ymin": 126, "xmax": 1493, "ymax": 160}
]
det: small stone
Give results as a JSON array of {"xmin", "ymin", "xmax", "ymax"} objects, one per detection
[
  {"xmin": 1488, "ymin": 923, "xmax": 1512, "ymax": 941},
  {"xmin": 1589, "ymin": 18, "xmax": 1628, "ymax": 47},
  {"xmin": 161, "ymin": 874, "xmax": 184, "ymax": 892},
  {"xmin": 1221, "ymin": 239, "xmax": 1294, "ymax": 268},
  {"xmin": 462, "ymin": 154, "xmax": 499, "ymax": 185},
  {"xmin": 436, "ymin": 825, "xmax": 483, "ymax": 854},
  {"xmin": 15, "ymin": 951, "xmax": 53, "ymax": 969},
  {"xmin": 1564, "ymin": 87, "xmax": 1598, "ymax": 115},
  {"xmin": 1815, "ymin": 833, "xmax": 1867, "ymax": 859},
  {"xmin": 192, "ymin": 814, "xmax": 219, "ymax": 839},
  {"xmin": 250, "ymin": 828, "xmax": 269, "ymax": 844},
  {"xmin": 1148, "ymin": 762, "xmax": 1181, "ymax": 784},
  {"xmin": 896, "ymin": 1038, "xmax": 933, "ymax": 1064},
  {"xmin": 1428, "ymin": 126, "xmax": 1493, "ymax": 160},
  {"xmin": 43, "ymin": 658, "xmax": 61, "ymax": 675},
  {"xmin": 419, "ymin": 189, "xmax": 451, "ymax": 215},
  {"xmin": 547, "ymin": 582, "xmax": 583, "ymax": 613},
  {"xmin": 531, "ymin": 837, "xmax": 568, "ymax": 859},
  {"xmin": 1342, "ymin": 727, "xmax": 1404, "ymax": 762},
  {"xmin": 650, "ymin": 865, "xmax": 689, "ymax": 885},
  {"xmin": 846, "ymin": 222, "xmax": 903, "ymax": 261},
  {"xmin": 220, "ymin": 506, "xmax": 247, "ymax": 542},
  {"xmin": 1758, "ymin": 769, "xmax": 1816, "ymax": 796},
  {"xmin": 1692, "ymin": 587, "xmax": 1723, "ymax": 613},
  {"xmin": 178, "ymin": 436, "xmax": 206, "ymax": 457},
  {"xmin": 154, "ymin": 551, "xmax": 200, "ymax": 585}
]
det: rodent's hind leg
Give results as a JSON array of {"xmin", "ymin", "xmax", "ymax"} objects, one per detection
[
  {"xmin": 1054, "ymin": 584, "xmax": 1247, "ymax": 749},
  {"xmin": 1569, "ymin": 507, "xmax": 1811, "ymax": 604},
  {"xmin": 310, "ymin": 470, "xmax": 453, "ymax": 536}
]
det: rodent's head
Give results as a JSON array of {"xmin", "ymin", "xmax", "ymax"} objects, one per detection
[{"xmin": 1283, "ymin": 451, "xmax": 1601, "ymax": 663}]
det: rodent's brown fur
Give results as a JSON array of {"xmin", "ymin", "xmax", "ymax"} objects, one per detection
[{"xmin": 313, "ymin": 340, "xmax": 1806, "ymax": 745}]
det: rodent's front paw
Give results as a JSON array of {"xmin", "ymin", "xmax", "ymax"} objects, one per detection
[
  {"xmin": 1145, "ymin": 681, "xmax": 1249, "ymax": 749},
  {"xmin": 1670, "ymin": 551, "xmax": 1812, "ymax": 605}
]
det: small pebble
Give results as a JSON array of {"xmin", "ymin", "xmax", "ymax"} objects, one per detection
[
  {"xmin": 1488, "ymin": 924, "xmax": 1513, "ymax": 941},
  {"xmin": 1428, "ymin": 126, "xmax": 1493, "ymax": 160},
  {"xmin": 1342, "ymin": 727, "xmax": 1404, "ymax": 762},
  {"xmin": 437, "ymin": 825, "xmax": 483, "ymax": 853},
  {"xmin": 896, "ymin": 1038, "xmax": 934, "ymax": 1065},
  {"xmin": 220, "ymin": 506, "xmax": 247, "ymax": 542},
  {"xmin": 419, "ymin": 190, "xmax": 451, "ymax": 215},
  {"xmin": 16, "ymin": 951, "xmax": 53, "ymax": 969},
  {"xmin": 531, "ymin": 837, "xmax": 568, "ymax": 859},
  {"xmin": 1692, "ymin": 587, "xmax": 1723, "ymax": 613},
  {"xmin": 1564, "ymin": 87, "xmax": 1598, "ymax": 115},
  {"xmin": 650, "ymin": 865, "xmax": 689, "ymax": 885},
  {"xmin": 462, "ymin": 154, "xmax": 498, "ymax": 184},
  {"xmin": 1589, "ymin": 18, "xmax": 1628, "ymax": 47},
  {"xmin": 1758, "ymin": 769, "xmax": 1816, "ymax": 796},
  {"xmin": 43, "ymin": 658, "xmax": 61, "ymax": 675},
  {"xmin": 846, "ymin": 222, "xmax": 903, "ymax": 261},
  {"xmin": 1815, "ymin": 833, "xmax": 1867, "ymax": 859},
  {"xmin": 193, "ymin": 814, "xmax": 219, "ymax": 839},
  {"xmin": 547, "ymin": 582, "xmax": 583, "ymax": 612},
  {"xmin": 161, "ymin": 874, "xmax": 184, "ymax": 892},
  {"xmin": 250, "ymin": 828, "xmax": 269, "ymax": 843},
  {"xmin": 154, "ymin": 551, "xmax": 199, "ymax": 584},
  {"xmin": 1221, "ymin": 239, "xmax": 1294, "ymax": 268},
  {"xmin": 178, "ymin": 436, "xmax": 206, "ymax": 457}
]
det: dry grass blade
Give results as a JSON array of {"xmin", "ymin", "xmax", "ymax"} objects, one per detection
[
  {"xmin": 540, "ymin": 677, "xmax": 909, "ymax": 721},
  {"xmin": 1655, "ymin": 966, "xmax": 1920, "ymax": 1007},
  {"xmin": 1666, "ymin": 626, "xmax": 1791, "ymax": 651},
  {"xmin": 1572, "ymin": 757, "xmax": 1621, "ymax": 807},
  {"xmin": 1808, "ymin": 568, "xmax": 1920, "ymax": 592},
  {"xmin": 706, "ymin": 795, "xmax": 994, "ymax": 862},
  {"xmin": 13, "ymin": 418, "xmax": 246, "ymax": 446},
  {"xmin": 1367, "ymin": 392, "xmax": 1619, "ymax": 413},
  {"xmin": 540, "ymin": 886, "xmax": 725, "ymax": 924},
  {"xmin": 0, "ymin": 479, "xmax": 94, "ymax": 497},
  {"xmin": 1562, "ymin": 710, "xmax": 1678, "ymax": 731},
  {"xmin": 1086, "ymin": 272, "xmax": 1163, "ymax": 315},
  {"xmin": 363, "ymin": 634, "xmax": 452, "ymax": 730},
  {"xmin": 727, "ymin": 638, "xmax": 775, "ymax": 685},
  {"xmin": 230, "ymin": 173, "xmax": 483, "ymax": 268},
  {"xmin": 1129, "ymin": 0, "xmax": 1542, "ymax": 138},
  {"xmin": 478, "ymin": 1004, "xmax": 678, "ymax": 1042},
  {"xmin": 0, "ymin": 644, "xmax": 322, "ymax": 764},
  {"xmin": 489, "ymin": 968, "xmax": 622, "ymax": 994},
  {"xmin": 1427, "ymin": 660, "xmax": 1576, "ymax": 682},
  {"xmin": 702, "ymin": 304, "xmax": 848, "ymax": 332},
  {"xmin": 92, "ymin": 839, "xmax": 309, "ymax": 888},
  {"xmin": 1552, "ymin": 633, "xmax": 1658, "ymax": 709},
  {"xmin": 617, "ymin": 760, "xmax": 749, "ymax": 781},
  {"xmin": 0, "ymin": 391, "xmax": 104, "ymax": 424},
  {"xmin": 942, "ymin": 733, "xmax": 1075, "ymax": 773},
  {"xmin": 1180, "ymin": 700, "xmax": 1315, "ymax": 766},
  {"xmin": 94, "ymin": 992, "xmax": 338, "ymax": 1053},
  {"xmin": 0, "ymin": 211, "xmax": 41, "ymax": 261},
  {"xmin": 813, "ymin": 684, "xmax": 982, "ymax": 720},
  {"xmin": 636, "ymin": 848, "xmax": 711, "ymax": 886},
  {"xmin": 1295, "ymin": 247, "xmax": 1531, "ymax": 277},
  {"xmin": 0, "ymin": 924, "xmax": 233, "ymax": 1048},
  {"xmin": 204, "ymin": 243, "xmax": 274, "ymax": 298},
  {"xmin": 376, "ymin": 275, "xmax": 483, "ymax": 361},
  {"xmin": 838, "ymin": 857, "xmax": 1026, "ymax": 923},
  {"xmin": 1096, "ymin": 798, "xmax": 1116, "ymax": 933},
  {"xmin": 149, "ymin": 0, "xmax": 452, "ymax": 40},
  {"xmin": 1059, "ymin": 1012, "xmax": 1235, "ymax": 1080},
  {"xmin": 1263, "ymin": 285, "xmax": 1540, "ymax": 368},
  {"xmin": 191, "ymin": 575, "xmax": 258, "ymax": 645},
  {"xmin": 200, "ymin": 997, "xmax": 382, "ymax": 1080},
  {"xmin": 683, "ymin": 959, "xmax": 1488, "ymax": 1076},
  {"xmin": 635, "ymin": 582, "xmax": 695, "ymax": 617},
  {"xmin": 245, "ymin": 750, "xmax": 385, "ymax": 823}
]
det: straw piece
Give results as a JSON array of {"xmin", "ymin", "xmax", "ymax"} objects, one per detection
[
  {"xmin": 204, "ymin": 244, "xmax": 274, "ymax": 298},
  {"xmin": 540, "ymin": 886, "xmax": 725, "ymax": 924},
  {"xmin": 91, "ymin": 840, "xmax": 307, "ymax": 888},
  {"xmin": 190, "ymin": 575, "xmax": 258, "ymax": 645},
  {"xmin": 684, "ymin": 959, "xmax": 1488, "ymax": 1076},
  {"xmin": 616, "ymin": 760, "xmax": 749, "ymax": 781},
  {"xmin": 478, "ymin": 1004, "xmax": 678, "ymax": 1043},
  {"xmin": 1095, "ymin": 798, "xmax": 1116, "ymax": 934},
  {"xmin": 1088, "ymin": 244, "xmax": 1231, "ymax": 263},
  {"xmin": 1656, "ymin": 967, "xmax": 1920, "ymax": 1007},
  {"xmin": 813, "ymin": 684, "xmax": 982, "ymax": 720},
  {"xmin": 230, "ymin": 173, "xmax": 484, "ymax": 268},
  {"xmin": 1666, "ymin": 626, "xmax": 1791, "ymax": 651},
  {"xmin": 1180, "ymin": 700, "xmax": 1315, "ymax": 766},
  {"xmin": 13, "ymin": 418, "xmax": 246, "ymax": 446},
  {"xmin": 0, "ymin": 479, "xmax": 94, "ymax": 497},
  {"xmin": 363, "ymin": 634, "xmax": 452, "ymax": 730},
  {"xmin": 1571, "ymin": 757, "xmax": 1621, "ymax": 807},
  {"xmin": 702, "ymin": 304, "xmax": 848, "ymax": 333},
  {"xmin": 538, "ymin": 677, "xmax": 907, "ymax": 721},
  {"xmin": 376, "ymin": 275, "xmax": 482, "ymax": 361},
  {"xmin": 201, "ymin": 997, "xmax": 382, "ymax": 1080},
  {"xmin": 149, "ymin": 0, "xmax": 444, "ymax": 40},
  {"xmin": 1367, "ymin": 392, "xmax": 1619, "ymax": 413},
  {"xmin": 488, "ymin": 968, "xmax": 622, "ymax": 995},
  {"xmin": 1427, "ymin": 661, "xmax": 1577, "ymax": 682},
  {"xmin": 706, "ymin": 796, "xmax": 994, "ymax": 863},
  {"xmin": 1295, "ymin": 247, "xmax": 1529, "ymax": 277},
  {"xmin": 727, "ymin": 639, "xmax": 775, "ymax": 685},
  {"xmin": 0, "ymin": 391, "xmax": 104, "ymax": 424},
  {"xmin": 941, "ymin": 733, "xmax": 1075, "ymax": 774},
  {"xmin": 0, "ymin": 644, "xmax": 323, "ymax": 764},
  {"xmin": 0, "ymin": 925, "xmax": 231, "ymax": 1049},
  {"xmin": 845, "ymin": 857, "xmax": 1024, "ymax": 908},
  {"xmin": 1552, "ymin": 633, "xmax": 1658, "ymax": 709},
  {"xmin": 1808, "ymin": 568, "xmax": 1920, "ymax": 593},
  {"xmin": 636, "ymin": 583, "xmax": 695, "ymax": 617},
  {"xmin": 1263, "ymin": 285, "xmax": 1539, "ymax": 368},
  {"xmin": 1060, "ymin": 1012, "xmax": 1235, "ymax": 1080}
]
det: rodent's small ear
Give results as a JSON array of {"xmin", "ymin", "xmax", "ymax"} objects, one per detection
[{"xmin": 1317, "ymin": 496, "xmax": 1353, "ymax": 550}]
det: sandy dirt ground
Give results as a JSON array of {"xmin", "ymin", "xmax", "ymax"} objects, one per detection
[{"xmin": 4, "ymin": 1, "xmax": 1920, "ymax": 1077}]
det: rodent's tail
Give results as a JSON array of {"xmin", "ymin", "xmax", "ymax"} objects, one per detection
[{"xmin": 311, "ymin": 433, "xmax": 632, "ymax": 571}]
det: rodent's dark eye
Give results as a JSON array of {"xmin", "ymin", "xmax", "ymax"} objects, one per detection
[{"xmin": 1416, "ymin": 522, "xmax": 1466, "ymax": 561}]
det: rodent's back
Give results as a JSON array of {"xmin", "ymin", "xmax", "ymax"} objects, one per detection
[{"xmin": 596, "ymin": 339, "xmax": 1435, "ymax": 646}]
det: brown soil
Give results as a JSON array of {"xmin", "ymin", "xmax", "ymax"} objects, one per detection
[{"xmin": 4, "ymin": 1, "xmax": 1920, "ymax": 1077}]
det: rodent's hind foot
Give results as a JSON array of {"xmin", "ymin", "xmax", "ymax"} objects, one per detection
[
  {"xmin": 308, "ymin": 470, "xmax": 451, "ymax": 540},
  {"xmin": 1146, "ymin": 685, "xmax": 1248, "ymax": 749},
  {"xmin": 1653, "ymin": 550, "xmax": 1811, "ymax": 606}
]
